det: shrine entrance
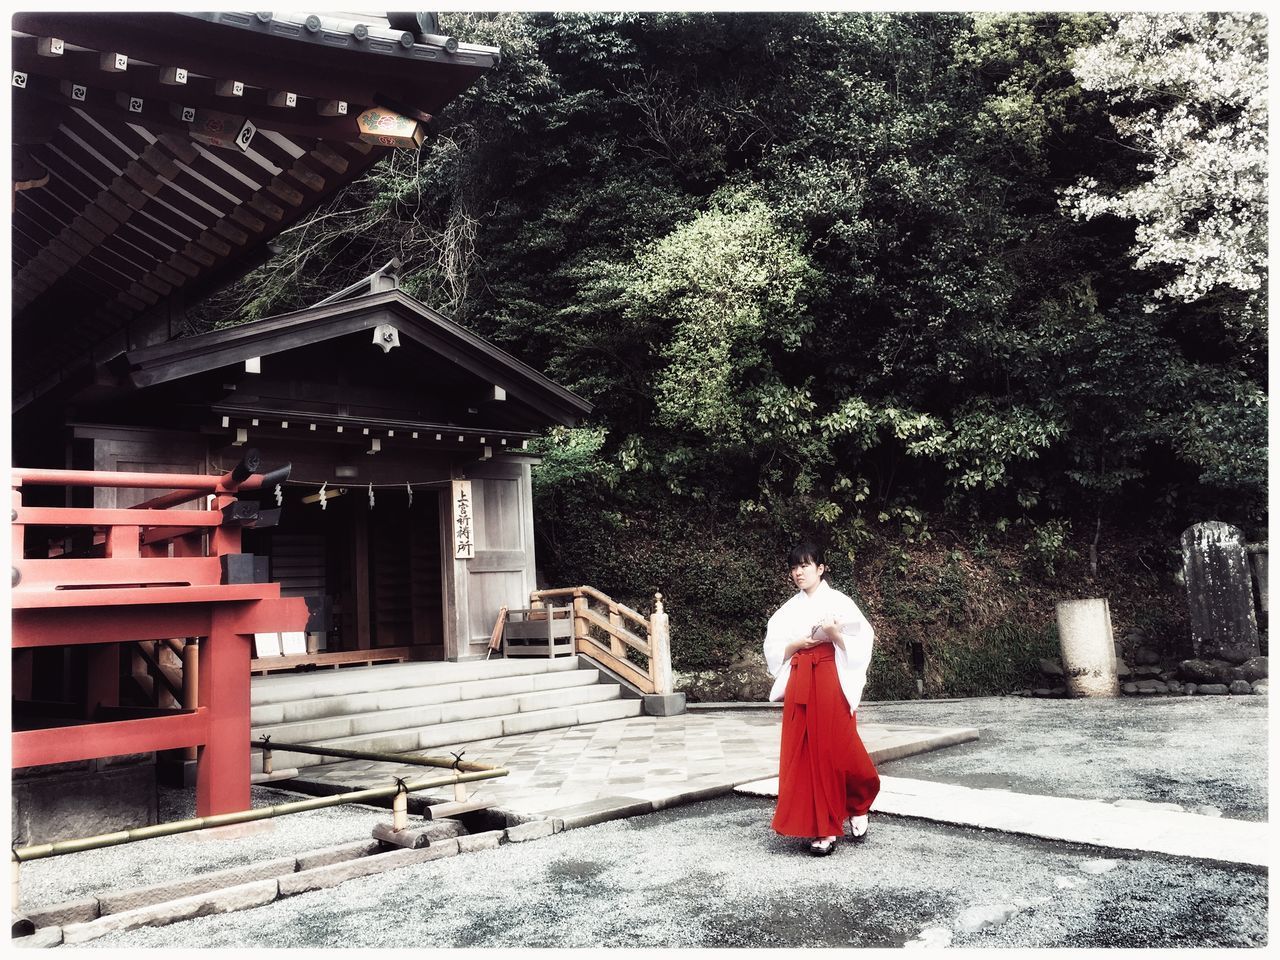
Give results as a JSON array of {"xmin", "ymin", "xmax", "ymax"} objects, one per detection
[{"xmin": 242, "ymin": 485, "xmax": 447, "ymax": 660}]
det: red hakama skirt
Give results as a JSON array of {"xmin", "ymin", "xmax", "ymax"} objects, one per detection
[{"xmin": 771, "ymin": 642, "xmax": 880, "ymax": 838}]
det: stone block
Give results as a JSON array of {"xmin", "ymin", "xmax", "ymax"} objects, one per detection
[
  {"xmin": 438, "ymin": 696, "xmax": 518, "ymax": 723},
  {"xmin": 24, "ymin": 896, "xmax": 99, "ymax": 927},
  {"xmin": 61, "ymin": 879, "xmax": 279, "ymax": 944},
  {"xmin": 1195, "ymin": 683, "xmax": 1230, "ymax": 695},
  {"xmin": 503, "ymin": 707, "xmax": 578, "ymax": 736},
  {"xmin": 545, "ymin": 797, "xmax": 654, "ymax": 831},
  {"xmin": 643, "ymin": 692, "xmax": 687, "ymax": 717},
  {"xmin": 294, "ymin": 838, "xmax": 382, "ymax": 871},
  {"xmin": 577, "ymin": 698, "xmax": 643, "ymax": 724},
  {"xmin": 1251, "ymin": 679, "xmax": 1268, "ymax": 695},
  {"xmin": 1239, "ymin": 656, "xmax": 1268, "ymax": 682},
  {"xmin": 13, "ymin": 926, "xmax": 64, "ymax": 948},
  {"xmin": 12, "ymin": 762, "xmax": 157, "ymax": 846},
  {"xmin": 1228, "ymin": 679, "xmax": 1252, "ymax": 695},
  {"xmin": 97, "ymin": 855, "xmax": 296, "ymax": 915},
  {"xmin": 278, "ymin": 846, "xmax": 450, "ymax": 898},
  {"xmin": 1184, "ymin": 683, "xmax": 1197, "ymax": 696},
  {"xmin": 457, "ymin": 829, "xmax": 505, "ymax": 853},
  {"xmin": 505, "ymin": 820, "xmax": 555, "ymax": 843},
  {"xmin": 1122, "ymin": 683, "xmax": 1138, "ymax": 695},
  {"xmin": 1178, "ymin": 658, "xmax": 1242, "ymax": 684},
  {"xmin": 417, "ymin": 717, "xmax": 505, "ymax": 750}
]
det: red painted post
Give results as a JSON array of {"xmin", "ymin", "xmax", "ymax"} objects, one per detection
[
  {"xmin": 84, "ymin": 644, "xmax": 120, "ymax": 719},
  {"xmin": 195, "ymin": 607, "xmax": 253, "ymax": 816}
]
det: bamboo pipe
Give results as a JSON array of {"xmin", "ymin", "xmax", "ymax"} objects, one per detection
[
  {"xmin": 12, "ymin": 767, "xmax": 507, "ymax": 863},
  {"xmin": 254, "ymin": 740, "xmax": 497, "ymax": 773}
]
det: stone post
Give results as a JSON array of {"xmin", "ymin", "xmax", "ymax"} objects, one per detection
[
  {"xmin": 1181, "ymin": 522, "xmax": 1260, "ymax": 664},
  {"xmin": 643, "ymin": 592, "xmax": 685, "ymax": 716},
  {"xmin": 1056, "ymin": 598, "xmax": 1119, "ymax": 697}
]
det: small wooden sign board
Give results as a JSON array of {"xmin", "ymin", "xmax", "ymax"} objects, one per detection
[
  {"xmin": 280, "ymin": 631, "xmax": 307, "ymax": 656},
  {"xmin": 254, "ymin": 632, "xmax": 282, "ymax": 657}
]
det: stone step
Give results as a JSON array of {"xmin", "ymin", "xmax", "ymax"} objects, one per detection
[
  {"xmin": 250, "ymin": 655, "xmax": 583, "ymax": 706},
  {"xmin": 250, "ymin": 667, "xmax": 602, "ymax": 727},
  {"xmin": 252, "ymin": 681, "xmax": 623, "ymax": 745},
  {"xmin": 253, "ymin": 697, "xmax": 643, "ymax": 772}
]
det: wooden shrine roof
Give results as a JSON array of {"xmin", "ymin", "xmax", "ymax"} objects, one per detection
[
  {"xmin": 122, "ymin": 287, "xmax": 594, "ymax": 431},
  {"xmin": 10, "ymin": 11, "xmax": 500, "ymax": 411}
]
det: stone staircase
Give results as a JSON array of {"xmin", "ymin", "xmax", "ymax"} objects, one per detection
[{"xmin": 249, "ymin": 655, "xmax": 642, "ymax": 773}]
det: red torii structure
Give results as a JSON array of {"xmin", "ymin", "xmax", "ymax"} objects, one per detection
[{"xmin": 11, "ymin": 457, "xmax": 308, "ymax": 816}]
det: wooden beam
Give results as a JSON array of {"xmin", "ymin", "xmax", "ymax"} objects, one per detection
[
  {"xmin": 13, "ymin": 707, "xmax": 208, "ymax": 768},
  {"xmin": 212, "ymin": 219, "xmax": 249, "ymax": 246}
]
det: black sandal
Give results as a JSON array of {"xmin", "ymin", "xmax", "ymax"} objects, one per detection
[{"xmin": 808, "ymin": 837, "xmax": 837, "ymax": 856}]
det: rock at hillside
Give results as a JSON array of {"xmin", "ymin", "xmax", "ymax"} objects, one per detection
[
  {"xmin": 1115, "ymin": 660, "xmax": 1131, "ymax": 679},
  {"xmin": 1195, "ymin": 683, "xmax": 1230, "ymax": 696},
  {"xmin": 1037, "ymin": 658, "xmax": 1064, "ymax": 678},
  {"xmin": 1238, "ymin": 656, "xmax": 1268, "ymax": 682},
  {"xmin": 1121, "ymin": 682, "xmax": 1138, "ymax": 695},
  {"xmin": 1134, "ymin": 647, "xmax": 1161, "ymax": 666},
  {"xmin": 1178, "ymin": 659, "xmax": 1242, "ymax": 685},
  {"xmin": 1228, "ymin": 679, "xmax": 1252, "ymax": 695},
  {"xmin": 1251, "ymin": 679, "xmax": 1268, "ymax": 695}
]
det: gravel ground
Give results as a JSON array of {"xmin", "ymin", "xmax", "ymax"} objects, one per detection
[
  {"xmin": 83, "ymin": 793, "xmax": 1267, "ymax": 949},
  {"xmin": 857, "ymin": 695, "xmax": 1269, "ymax": 820},
  {"xmin": 22, "ymin": 694, "xmax": 1270, "ymax": 946},
  {"xmin": 18, "ymin": 786, "xmax": 389, "ymax": 910}
]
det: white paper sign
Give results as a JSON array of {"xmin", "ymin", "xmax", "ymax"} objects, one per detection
[
  {"xmin": 452, "ymin": 479, "xmax": 474, "ymax": 559},
  {"xmin": 253, "ymin": 632, "xmax": 282, "ymax": 657},
  {"xmin": 280, "ymin": 631, "xmax": 307, "ymax": 656}
]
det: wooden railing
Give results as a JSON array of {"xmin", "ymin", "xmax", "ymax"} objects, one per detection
[
  {"xmin": 11, "ymin": 455, "xmax": 308, "ymax": 816},
  {"xmin": 527, "ymin": 586, "xmax": 672, "ymax": 696}
]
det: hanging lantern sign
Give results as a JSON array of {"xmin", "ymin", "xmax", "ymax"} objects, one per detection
[
  {"xmin": 356, "ymin": 106, "xmax": 423, "ymax": 149},
  {"xmin": 452, "ymin": 479, "xmax": 474, "ymax": 559}
]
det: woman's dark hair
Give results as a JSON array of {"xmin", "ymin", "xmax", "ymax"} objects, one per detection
[{"xmin": 787, "ymin": 539, "xmax": 826, "ymax": 575}]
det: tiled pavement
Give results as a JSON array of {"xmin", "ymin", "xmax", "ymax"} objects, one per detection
[{"xmin": 284, "ymin": 709, "xmax": 978, "ymax": 827}]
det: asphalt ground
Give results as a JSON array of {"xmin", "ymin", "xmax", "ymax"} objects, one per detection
[
  {"xmin": 858, "ymin": 695, "xmax": 1269, "ymax": 820},
  {"xmin": 76, "ymin": 695, "xmax": 1270, "ymax": 950}
]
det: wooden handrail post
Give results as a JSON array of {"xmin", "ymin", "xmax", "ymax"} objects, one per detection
[
  {"xmin": 572, "ymin": 590, "xmax": 589, "ymax": 651},
  {"xmin": 649, "ymin": 592, "xmax": 672, "ymax": 695},
  {"xmin": 608, "ymin": 602, "xmax": 625, "ymax": 659},
  {"xmin": 182, "ymin": 639, "xmax": 198, "ymax": 761}
]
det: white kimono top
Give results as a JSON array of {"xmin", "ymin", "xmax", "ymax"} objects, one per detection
[{"xmin": 763, "ymin": 579, "xmax": 875, "ymax": 714}]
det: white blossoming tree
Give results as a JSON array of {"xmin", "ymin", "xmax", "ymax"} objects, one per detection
[{"xmin": 1061, "ymin": 13, "xmax": 1267, "ymax": 339}]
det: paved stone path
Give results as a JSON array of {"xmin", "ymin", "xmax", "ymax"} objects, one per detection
[
  {"xmin": 736, "ymin": 774, "xmax": 1270, "ymax": 868},
  {"xmin": 286, "ymin": 709, "xmax": 978, "ymax": 825}
]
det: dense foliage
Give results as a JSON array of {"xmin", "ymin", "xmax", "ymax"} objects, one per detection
[{"xmin": 195, "ymin": 13, "xmax": 1267, "ymax": 695}]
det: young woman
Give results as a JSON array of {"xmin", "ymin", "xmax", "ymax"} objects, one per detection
[{"xmin": 763, "ymin": 539, "xmax": 880, "ymax": 855}]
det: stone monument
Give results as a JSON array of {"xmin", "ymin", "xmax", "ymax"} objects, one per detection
[
  {"xmin": 1056, "ymin": 598, "xmax": 1120, "ymax": 697},
  {"xmin": 1181, "ymin": 522, "xmax": 1260, "ymax": 664}
]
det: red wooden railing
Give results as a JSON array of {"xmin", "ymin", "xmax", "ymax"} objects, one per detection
[{"xmin": 10, "ymin": 455, "xmax": 308, "ymax": 817}]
